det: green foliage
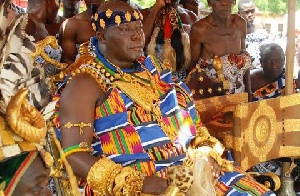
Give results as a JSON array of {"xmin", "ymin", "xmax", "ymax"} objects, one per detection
[
  {"xmin": 131, "ymin": 0, "xmax": 156, "ymax": 8},
  {"xmin": 131, "ymin": 0, "xmax": 300, "ymax": 14}
]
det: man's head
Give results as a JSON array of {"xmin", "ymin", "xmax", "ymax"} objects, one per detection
[
  {"xmin": 207, "ymin": 0, "xmax": 236, "ymax": 19},
  {"xmin": 62, "ymin": 0, "xmax": 80, "ymax": 18},
  {"xmin": 238, "ymin": 0, "xmax": 255, "ymax": 27},
  {"xmin": 260, "ymin": 43, "xmax": 285, "ymax": 80},
  {"xmin": 94, "ymin": 1, "xmax": 145, "ymax": 63},
  {"xmin": 180, "ymin": 0, "xmax": 200, "ymax": 16},
  {"xmin": 27, "ymin": 0, "xmax": 61, "ymax": 24},
  {"xmin": 171, "ymin": 0, "xmax": 181, "ymax": 8}
]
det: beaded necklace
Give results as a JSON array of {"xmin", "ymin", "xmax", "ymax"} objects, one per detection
[
  {"xmin": 99, "ymin": 55, "xmax": 176, "ymax": 141},
  {"xmin": 70, "ymin": 44, "xmax": 176, "ymax": 141}
]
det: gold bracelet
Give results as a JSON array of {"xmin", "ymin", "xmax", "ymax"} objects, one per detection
[
  {"xmin": 113, "ymin": 167, "xmax": 134, "ymax": 195},
  {"xmin": 86, "ymin": 158, "xmax": 121, "ymax": 195},
  {"xmin": 122, "ymin": 170, "xmax": 144, "ymax": 195},
  {"xmin": 62, "ymin": 122, "xmax": 93, "ymax": 134},
  {"xmin": 59, "ymin": 148, "xmax": 88, "ymax": 163},
  {"xmin": 113, "ymin": 167, "xmax": 144, "ymax": 196}
]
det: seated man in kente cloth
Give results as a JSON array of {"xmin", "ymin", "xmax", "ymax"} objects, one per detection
[
  {"xmin": 187, "ymin": 0, "xmax": 252, "ymax": 100},
  {"xmin": 251, "ymin": 42, "xmax": 299, "ymax": 101},
  {"xmin": 53, "ymin": 1, "xmax": 275, "ymax": 195}
]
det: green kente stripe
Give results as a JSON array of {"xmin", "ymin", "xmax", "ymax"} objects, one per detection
[
  {"xmin": 176, "ymin": 112, "xmax": 183, "ymax": 126},
  {"xmin": 170, "ymin": 117, "xmax": 179, "ymax": 132},
  {"xmin": 152, "ymin": 56, "xmax": 163, "ymax": 71},
  {"xmin": 136, "ymin": 162, "xmax": 142, "ymax": 172},
  {"xmin": 99, "ymin": 104, "xmax": 106, "ymax": 117},
  {"xmin": 119, "ymin": 131, "xmax": 130, "ymax": 154},
  {"xmin": 132, "ymin": 108, "xmax": 140, "ymax": 125},
  {"xmin": 95, "ymin": 57, "xmax": 116, "ymax": 76},
  {"xmin": 155, "ymin": 149, "xmax": 162, "ymax": 160},
  {"xmin": 233, "ymin": 182, "xmax": 260, "ymax": 196},
  {"xmin": 104, "ymin": 101, "xmax": 112, "ymax": 115},
  {"xmin": 112, "ymin": 131, "xmax": 123, "ymax": 153}
]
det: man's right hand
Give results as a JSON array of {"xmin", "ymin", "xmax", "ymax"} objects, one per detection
[
  {"xmin": 153, "ymin": 0, "xmax": 171, "ymax": 9},
  {"xmin": 142, "ymin": 176, "xmax": 168, "ymax": 195}
]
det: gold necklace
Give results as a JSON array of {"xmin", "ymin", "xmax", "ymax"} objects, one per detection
[{"xmin": 113, "ymin": 64, "xmax": 177, "ymax": 141}]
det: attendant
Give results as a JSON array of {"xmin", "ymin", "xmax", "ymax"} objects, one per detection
[
  {"xmin": 238, "ymin": 0, "xmax": 269, "ymax": 68},
  {"xmin": 59, "ymin": 0, "xmax": 104, "ymax": 65},
  {"xmin": 187, "ymin": 0, "xmax": 252, "ymax": 100},
  {"xmin": 251, "ymin": 43, "xmax": 299, "ymax": 101},
  {"xmin": 26, "ymin": 0, "xmax": 64, "ymax": 41}
]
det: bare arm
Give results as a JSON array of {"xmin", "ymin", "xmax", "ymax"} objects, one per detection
[
  {"xmin": 59, "ymin": 73, "xmax": 104, "ymax": 179},
  {"xmin": 244, "ymin": 69, "xmax": 252, "ymax": 102},
  {"xmin": 238, "ymin": 16, "xmax": 247, "ymax": 51},
  {"xmin": 59, "ymin": 19, "xmax": 78, "ymax": 65},
  {"xmin": 142, "ymin": 0, "xmax": 168, "ymax": 46},
  {"xmin": 189, "ymin": 21, "xmax": 206, "ymax": 73}
]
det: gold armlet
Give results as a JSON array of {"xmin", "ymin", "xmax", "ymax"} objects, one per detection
[
  {"xmin": 113, "ymin": 167, "xmax": 144, "ymax": 196},
  {"xmin": 87, "ymin": 157, "xmax": 122, "ymax": 195},
  {"xmin": 62, "ymin": 122, "xmax": 93, "ymax": 134}
]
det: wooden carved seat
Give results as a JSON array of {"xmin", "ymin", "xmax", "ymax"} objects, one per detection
[{"xmin": 223, "ymin": 93, "xmax": 300, "ymax": 171}]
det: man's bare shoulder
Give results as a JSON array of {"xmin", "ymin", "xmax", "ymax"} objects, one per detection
[
  {"xmin": 191, "ymin": 16, "xmax": 210, "ymax": 32},
  {"xmin": 250, "ymin": 67, "xmax": 263, "ymax": 78},
  {"xmin": 231, "ymin": 14, "xmax": 246, "ymax": 25}
]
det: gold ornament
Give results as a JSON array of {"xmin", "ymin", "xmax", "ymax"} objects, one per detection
[
  {"xmin": 62, "ymin": 122, "xmax": 92, "ymax": 134},
  {"xmin": 6, "ymin": 88, "xmax": 46, "ymax": 143},
  {"xmin": 125, "ymin": 11, "xmax": 131, "ymax": 22},
  {"xmin": 31, "ymin": 36, "xmax": 68, "ymax": 69},
  {"xmin": 106, "ymin": 9, "xmax": 113, "ymax": 18}
]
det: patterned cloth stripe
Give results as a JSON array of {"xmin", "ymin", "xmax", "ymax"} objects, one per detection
[{"xmin": 253, "ymin": 70, "xmax": 285, "ymax": 101}]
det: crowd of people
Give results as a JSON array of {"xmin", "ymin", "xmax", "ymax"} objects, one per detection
[{"xmin": 1, "ymin": 0, "xmax": 299, "ymax": 195}]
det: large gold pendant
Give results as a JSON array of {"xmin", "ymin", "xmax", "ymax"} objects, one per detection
[
  {"xmin": 114, "ymin": 80, "xmax": 159, "ymax": 112},
  {"xmin": 114, "ymin": 76, "xmax": 177, "ymax": 141}
]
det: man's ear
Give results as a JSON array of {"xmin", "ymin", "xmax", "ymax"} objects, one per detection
[{"xmin": 96, "ymin": 31, "xmax": 106, "ymax": 44}]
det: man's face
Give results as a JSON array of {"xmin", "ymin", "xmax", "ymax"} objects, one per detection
[
  {"xmin": 63, "ymin": 0, "xmax": 80, "ymax": 11},
  {"xmin": 104, "ymin": 21, "xmax": 145, "ymax": 63},
  {"xmin": 185, "ymin": 0, "xmax": 200, "ymax": 16},
  {"xmin": 261, "ymin": 48, "xmax": 285, "ymax": 79},
  {"xmin": 208, "ymin": 0, "xmax": 235, "ymax": 19},
  {"xmin": 47, "ymin": 0, "xmax": 60, "ymax": 23},
  {"xmin": 239, "ymin": 2, "xmax": 256, "ymax": 26}
]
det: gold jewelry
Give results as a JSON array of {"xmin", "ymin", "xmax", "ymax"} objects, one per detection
[
  {"xmin": 122, "ymin": 169, "xmax": 144, "ymax": 195},
  {"xmin": 31, "ymin": 36, "xmax": 68, "ymax": 69},
  {"xmin": 59, "ymin": 148, "xmax": 88, "ymax": 163},
  {"xmin": 113, "ymin": 166, "xmax": 144, "ymax": 196},
  {"xmin": 87, "ymin": 157, "xmax": 121, "ymax": 195},
  {"xmin": 62, "ymin": 122, "xmax": 93, "ymax": 134}
]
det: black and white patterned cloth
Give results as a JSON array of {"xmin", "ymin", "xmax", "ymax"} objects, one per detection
[
  {"xmin": 9, "ymin": 3, "xmax": 25, "ymax": 14},
  {"xmin": 246, "ymin": 29, "xmax": 269, "ymax": 69}
]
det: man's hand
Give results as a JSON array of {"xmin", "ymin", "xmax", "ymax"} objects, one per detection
[
  {"xmin": 208, "ymin": 156, "xmax": 224, "ymax": 178},
  {"xmin": 142, "ymin": 176, "xmax": 168, "ymax": 194},
  {"xmin": 153, "ymin": 0, "xmax": 171, "ymax": 9}
]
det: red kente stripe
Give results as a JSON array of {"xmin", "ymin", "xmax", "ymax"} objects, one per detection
[{"xmin": 5, "ymin": 151, "xmax": 37, "ymax": 195}]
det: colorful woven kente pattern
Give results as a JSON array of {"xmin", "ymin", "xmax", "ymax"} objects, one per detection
[
  {"xmin": 216, "ymin": 167, "xmax": 275, "ymax": 196},
  {"xmin": 53, "ymin": 39, "xmax": 275, "ymax": 195},
  {"xmin": 92, "ymin": 55, "xmax": 198, "ymax": 176}
]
